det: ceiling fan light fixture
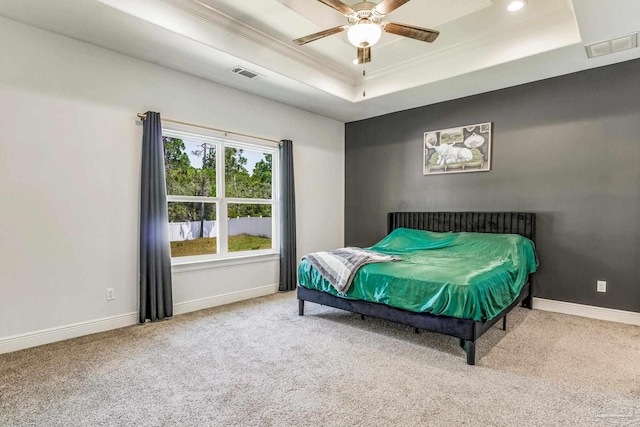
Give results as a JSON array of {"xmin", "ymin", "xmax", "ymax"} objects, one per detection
[
  {"xmin": 292, "ymin": 0, "xmax": 439, "ymax": 64},
  {"xmin": 347, "ymin": 21, "xmax": 382, "ymax": 48},
  {"xmin": 507, "ymin": 0, "xmax": 527, "ymax": 12}
]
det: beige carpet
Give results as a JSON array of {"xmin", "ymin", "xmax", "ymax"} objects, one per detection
[{"xmin": 1, "ymin": 292, "xmax": 639, "ymax": 426}]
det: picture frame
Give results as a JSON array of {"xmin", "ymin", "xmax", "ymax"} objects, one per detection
[{"xmin": 424, "ymin": 122, "xmax": 492, "ymax": 175}]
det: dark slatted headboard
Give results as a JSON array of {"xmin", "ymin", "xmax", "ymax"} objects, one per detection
[{"xmin": 387, "ymin": 212, "xmax": 536, "ymax": 242}]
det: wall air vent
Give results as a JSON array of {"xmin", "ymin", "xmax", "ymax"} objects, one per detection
[
  {"xmin": 230, "ymin": 66, "xmax": 262, "ymax": 79},
  {"xmin": 585, "ymin": 32, "xmax": 638, "ymax": 58}
]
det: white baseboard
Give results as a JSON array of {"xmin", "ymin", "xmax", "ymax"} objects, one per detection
[
  {"xmin": 173, "ymin": 283, "xmax": 279, "ymax": 315},
  {"xmin": 533, "ymin": 297, "xmax": 640, "ymax": 326},
  {"xmin": 0, "ymin": 311, "xmax": 139, "ymax": 355},
  {"xmin": 0, "ymin": 284, "xmax": 279, "ymax": 355}
]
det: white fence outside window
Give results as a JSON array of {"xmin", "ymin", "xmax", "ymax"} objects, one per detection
[{"xmin": 169, "ymin": 217, "xmax": 272, "ymax": 241}]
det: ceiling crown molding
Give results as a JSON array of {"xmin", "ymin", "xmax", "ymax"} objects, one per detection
[
  {"xmin": 357, "ymin": 3, "xmax": 581, "ymax": 100},
  {"xmin": 165, "ymin": 0, "xmax": 355, "ymax": 85},
  {"xmin": 98, "ymin": 0, "xmax": 358, "ymax": 100}
]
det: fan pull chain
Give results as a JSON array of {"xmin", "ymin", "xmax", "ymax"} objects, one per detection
[{"xmin": 363, "ymin": 69, "xmax": 366, "ymax": 98}]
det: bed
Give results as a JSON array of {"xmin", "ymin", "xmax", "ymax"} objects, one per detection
[{"xmin": 297, "ymin": 211, "xmax": 538, "ymax": 365}]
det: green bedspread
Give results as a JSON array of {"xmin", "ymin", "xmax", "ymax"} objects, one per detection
[{"xmin": 298, "ymin": 228, "xmax": 538, "ymax": 321}]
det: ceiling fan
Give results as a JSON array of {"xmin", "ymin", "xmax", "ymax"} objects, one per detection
[{"xmin": 293, "ymin": 0, "xmax": 440, "ymax": 64}]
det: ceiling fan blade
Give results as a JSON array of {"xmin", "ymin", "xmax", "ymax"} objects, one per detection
[
  {"xmin": 293, "ymin": 25, "xmax": 348, "ymax": 46},
  {"xmin": 374, "ymin": 0, "xmax": 411, "ymax": 15},
  {"xmin": 316, "ymin": 0, "xmax": 355, "ymax": 16},
  {"xmin": 383, "ymin": 22, "xmax": 440, "ymax": 43},
  {"xmin": 355, "ymin": 46, "xmax": 371, "ymax": 64}
]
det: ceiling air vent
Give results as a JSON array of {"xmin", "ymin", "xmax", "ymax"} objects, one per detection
[
  {"xmin": 585, "ymin": 32, "xmax": 638, "ymax": 58},
  {"xmin": 230, "ymin": 66, "xmax": 262, "ymax": 79}
]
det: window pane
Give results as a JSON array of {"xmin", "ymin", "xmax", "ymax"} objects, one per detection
[
  {"xmin": 227, "ymin": 204, "xmax": 272, "ymax": 252},
  {"xmin": 164, "ymin": 136, "xmax": 216, "ymax": 197},
  {"xmin": 225, "ymin": 147, "xmax": 272, "ymax": 199},
  {"xmin": 168, "ymin": 202, "xmax": 217, "ymax": 257}
]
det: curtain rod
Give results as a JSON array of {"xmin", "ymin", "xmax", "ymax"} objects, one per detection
[{"xmin": 137, "ymin": 113, "xmax": 282, "ymax": 145}]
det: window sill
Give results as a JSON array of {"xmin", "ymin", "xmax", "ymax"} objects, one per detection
[{"xmin": 171, "ymin": 251, "xmax": 280, "ymax": 273}]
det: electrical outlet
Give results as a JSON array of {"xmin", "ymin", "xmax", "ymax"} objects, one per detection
[
  {"xmin": 597, "ymin": 281, "xmax": 606, "ymax": 293},
  {"xmin": 106, "ymin": 288, "xmax": 115, "ymax": 301}
]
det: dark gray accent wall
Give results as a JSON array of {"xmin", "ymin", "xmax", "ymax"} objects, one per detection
[{"xmin": 345, "ymin": 59, "xmax": 640, "ymax": 313}]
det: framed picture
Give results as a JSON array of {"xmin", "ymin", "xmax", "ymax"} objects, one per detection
[{"xmin": 424, "ymin": 122, "xmax": 492, "ymax": 175}]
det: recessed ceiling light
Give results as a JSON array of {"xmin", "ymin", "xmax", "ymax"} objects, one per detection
[{"xmin": 507, "ymin": 0, "xmax": 527, "ymax": 12}]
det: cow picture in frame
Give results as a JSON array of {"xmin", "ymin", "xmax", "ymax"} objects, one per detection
[{"xmin": 424, "ymin": 122, "xmax": 492, "ymax": 175}]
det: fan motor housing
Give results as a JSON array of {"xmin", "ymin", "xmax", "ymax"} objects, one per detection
[
  {"xmin": 349, "ymin": 2, "xmax": 382, "ymax": 24},
  {"xmin": 353, "ymin": 1, "xmax": 379, "ymax": 12}
]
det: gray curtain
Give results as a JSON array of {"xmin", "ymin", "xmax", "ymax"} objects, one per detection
[
  {"xmin": 139, "ymin": 111, "xmax": 173, "ymax": 322},
  {"xmin": 279, "ymin": 140, "xmax": 297, "ymax": 291}
]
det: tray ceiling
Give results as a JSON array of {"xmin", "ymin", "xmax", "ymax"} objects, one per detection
[{"xmin": 0, "ymin": 0, "xmax": 639, "ymax": 121}]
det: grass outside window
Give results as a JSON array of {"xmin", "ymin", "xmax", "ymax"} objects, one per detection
[{"xmin": 170, "ymin": 235, "xmax": 272, "ymax": 257}]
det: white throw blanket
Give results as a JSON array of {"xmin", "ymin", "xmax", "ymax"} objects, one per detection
[{"xmin": 303, "ymin": 247, "xmax": 401, "ymax": 294}]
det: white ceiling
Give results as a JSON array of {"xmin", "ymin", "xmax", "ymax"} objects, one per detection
[{"xmin": 1, "ymin": 0, "xmax": 639, "ymax": 122}]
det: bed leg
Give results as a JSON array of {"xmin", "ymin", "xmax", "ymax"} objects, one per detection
[
  {"xmin": 414, "ymin": 327, "xmax": 420, "ymax": 334},
  {"xmin": 465, "ymin": 340, "xmax": 476, "ymax": 365},
  {"xmin": 502, "ymin": 315, "xmax": 507, "ymax": 331},
  {"xmin": 298, "ymin": 299, "xmax": 304, "ymax": 316},
  {"xmin": 522, "ymin": 278, "xmax": 534, "ymax": 310},
  {"xmin": 360, "ymin": 314, "xmax": 365, "ymax": 320}
]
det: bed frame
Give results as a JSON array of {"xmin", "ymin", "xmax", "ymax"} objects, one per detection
[{"xmin": 297, "ymin": 211, "xmax": 536, "ymax": 365}]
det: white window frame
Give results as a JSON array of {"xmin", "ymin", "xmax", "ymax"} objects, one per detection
[{"xmin": 163, "ymin": 128, "xmax": 280, "ymax": 266}]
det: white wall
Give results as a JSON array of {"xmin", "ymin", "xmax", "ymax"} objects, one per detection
[{"xmin": 0, "ymin": 17, "xmax": 345, "ymax": 351}]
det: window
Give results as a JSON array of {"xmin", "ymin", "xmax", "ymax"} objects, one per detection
[{"xmin": 163, "ymin": 129, "xmax": 278, "ymax": 262}]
